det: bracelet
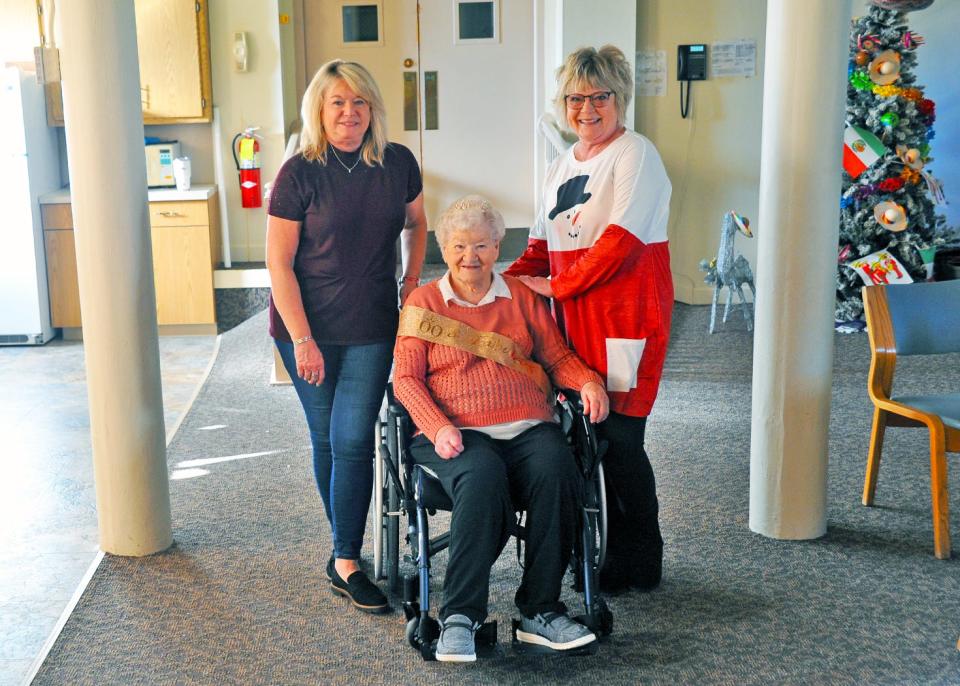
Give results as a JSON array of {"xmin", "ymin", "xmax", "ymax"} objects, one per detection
[
  {"xmin": 398, "ymin": 276, "xmax": 420, "ymax": 286},
  {"xmin": 293, "ymin": 335, "xmax": 313, "ymax": 345}
]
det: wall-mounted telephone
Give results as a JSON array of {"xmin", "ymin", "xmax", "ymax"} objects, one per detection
[
  {"xmin": 677, "ymin": 44, "xmax": 707, "ymax": 81},
  {"xmin": 233, "ymin": 31, "xmax": 249, "ymax": 72},
  {"xmin": 677, "ymin": 44, "xmax": 707, "ymax": 118}
]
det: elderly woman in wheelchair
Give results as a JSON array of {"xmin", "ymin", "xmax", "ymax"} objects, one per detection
[{"xmin": 393, "ymin": 195, "xmax": 610, "ymax": 662}]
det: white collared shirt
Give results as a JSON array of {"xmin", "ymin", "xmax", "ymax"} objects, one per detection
[
  {"xmin": 437, "ymin": 270, "xmax": 548, "ymax": 440},
  {"xmin": 438, "ymin": 270, "xmax": 512, "ymax": 307}
]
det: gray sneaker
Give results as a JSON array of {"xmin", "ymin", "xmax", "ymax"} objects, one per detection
[
  {"xmin": 435, "ymin": 614, "xmax": 480, "ymax": 662},
  {"xmin": 516, "ymin": 611, "xmax": 596, "ymax": 651}
]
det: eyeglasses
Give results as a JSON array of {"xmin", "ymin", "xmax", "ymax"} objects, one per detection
[{"xmin": 564, "ymin": 91, "xmax": 614, "ymax": 109}]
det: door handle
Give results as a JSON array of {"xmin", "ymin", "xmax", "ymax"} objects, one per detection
[
  {"xmin": 403, "ymin": 71, "xmax": 418, "ymax": 131},
  {"xmin": 424, "ymin": 71, "xmax": 438, "ymax": 130}
]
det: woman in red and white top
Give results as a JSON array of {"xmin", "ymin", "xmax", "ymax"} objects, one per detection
[
  {"xmin": 507, "ymin": 45, "xmax": 673, "ymax": 594},
  {"xmin": 394, "ymin": 195, "xmax": 608, "ymax": 661}
]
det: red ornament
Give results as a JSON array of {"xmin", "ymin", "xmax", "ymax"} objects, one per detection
[
  {"xmin": 918, "ymin": 98, "xmax": 935, "ymax": 115},
  {"xmin": 878, "ymin": 177, "xmax": 905, "ymax": 192}
]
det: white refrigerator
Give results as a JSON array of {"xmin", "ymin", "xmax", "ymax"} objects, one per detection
[{"xmin": 0, "ymin": 66, "xmax": 62, "ymax": 345}]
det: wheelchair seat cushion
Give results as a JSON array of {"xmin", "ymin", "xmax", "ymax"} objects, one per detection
[
  {"xmin": 891, "ymin": 392, "xmax": 960, "ymax": 431},
  {"xmin": 417, "ymin": 466, "xmax": 454, "ymax": 511}
]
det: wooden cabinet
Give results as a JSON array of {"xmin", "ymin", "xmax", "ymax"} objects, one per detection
[
  {"xmin": 41, "ymin": 205, "xmax": 82, "ymax": 328},
  {"xmin": 41, "ymin": 193, "xmax": 220, "ymax": 333},
  {"xmin": 148, "ymin": 200, "xmax": 220, "ymax": 326},
  {"xmin": 46, "ymin": 0, "xmax": 212, "ymax": 126}
]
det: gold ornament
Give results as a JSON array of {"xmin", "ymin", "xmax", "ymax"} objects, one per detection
[
  {"xmin": 855, "ymin": 51, "xmax": 870, "ymax": 66},
  {"xmin": 900, "ymin": 167, "xmax": 921, "ymax": 185}
]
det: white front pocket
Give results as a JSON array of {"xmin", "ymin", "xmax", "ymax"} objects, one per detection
[{"xmin": 605, "ymin": 338, "xmax": 647, "ymax": 392}]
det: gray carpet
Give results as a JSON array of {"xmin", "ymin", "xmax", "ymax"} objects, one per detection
[{"xmin": 33, "ymin": 304, "xmax": 960, "ymax": 685}]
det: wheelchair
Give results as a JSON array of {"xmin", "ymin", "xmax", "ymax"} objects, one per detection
[{"xmin": 373, "ymin": 384, "xmax": 613, "ymax": 660}]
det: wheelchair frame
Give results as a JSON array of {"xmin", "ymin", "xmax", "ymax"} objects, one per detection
[{"xmin": 373, "ymin": 385, "xmax": 612, "ymax": 659}]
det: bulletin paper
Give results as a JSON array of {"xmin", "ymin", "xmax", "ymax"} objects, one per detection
[
  {"xmin": 635, "ymin": 49, "xmax": 667, "ymax": 97},
  {"xmin": 711, "ymin": 39, "xmax": 757, "ymax": 78}
]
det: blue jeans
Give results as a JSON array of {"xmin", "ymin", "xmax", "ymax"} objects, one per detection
[{"xmin": 276, "ymin": 339, "xmax": 392, "ymax": 560}]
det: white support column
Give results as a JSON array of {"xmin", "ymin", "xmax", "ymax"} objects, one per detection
[
  {"xmin": 59, "ymin": 0, "xmax": 172, "ymax": 555},
  {"xmin": 749, "ymin": 0, "xmax": 851, "ymax": 539}
]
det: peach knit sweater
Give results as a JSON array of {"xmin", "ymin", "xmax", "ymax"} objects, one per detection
[{"xmin": 393, "ymin": 275, "xmax": 603, "ymax": 442}]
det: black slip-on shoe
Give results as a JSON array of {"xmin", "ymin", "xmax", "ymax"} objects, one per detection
[
  {"xmin": 330, "ymin": 567, "xmax": 391, "ymax": 614},
  {"xmin": 325, "ymin": 555, "xmax": 335, "ymax": 581},
  {"xmin": 629, "ymin": 546, "xmax": 663, "ymax": 592}
]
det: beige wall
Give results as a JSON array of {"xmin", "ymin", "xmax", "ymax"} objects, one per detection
[
  {"xmin": 561, "ymin": 0, "xmax": 636, "ymax": 125},
  {"xmin": 0, "ymin": 0, "xmax": 40, "ymax": 63},
  {"xmin": 635, "ymin": 0, "xmax": 766, "ymax": 304},
  {"xmin": 207, "ymin": 0, "xmax": 285, "ymax": 263}
]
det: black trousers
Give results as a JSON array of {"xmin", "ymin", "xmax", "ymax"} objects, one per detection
[
  {"xmin": 597, "ymin": 412, "xmax": 663, "ymax": 587},
  {"xmin": 409, "ymin": 423, "xmax": 579, "ymax": 624}
]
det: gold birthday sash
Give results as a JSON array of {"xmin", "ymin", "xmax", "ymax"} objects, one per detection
[{"xmin": 398, "ymin": 305, "xmax": 552, "ymax": 399}]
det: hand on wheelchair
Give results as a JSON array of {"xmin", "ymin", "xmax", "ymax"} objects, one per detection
[
  {"xmin": 579, "ymin": 381, "xmax": 609, "ymax": 424},
  {"xmin": 434, "ymin": 424, "xmax": 464, "ymax": 459}
]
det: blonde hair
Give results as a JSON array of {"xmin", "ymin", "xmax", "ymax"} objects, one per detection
[
  {"xmin": 554, "ymin": 45, "xmax": 633, "ymax": 128},
  {"xmin": 435, "ymin": 195, "xmax": 506, "ymax": 248},
  {"xmin": 299, "ymin": 60, "xmax": 388, "ymax": 166}
]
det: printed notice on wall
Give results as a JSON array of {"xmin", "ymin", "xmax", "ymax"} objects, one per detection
[
  {"xmin": 635, "ymin": 49, "xmax": 666, "ymax": 97},
  {"xmin": 711, "ymin": 39, "xmax": 756, "ymax": 78}
]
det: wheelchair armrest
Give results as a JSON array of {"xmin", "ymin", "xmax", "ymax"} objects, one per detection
[
  {"xmin": 386, "ymin": 383, "xmax": 411, "ymax": 420},
  {"xmin": 556, "ymin": 387, "xmax": 584, "ymax": 413}
]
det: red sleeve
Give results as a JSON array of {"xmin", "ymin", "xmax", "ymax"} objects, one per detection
[
  {"xmin": 520, "ymin": 288, "xmax": 603, "ymax": 391},
  {"xmin": 505, "ymin": 238, "xmax": 550, "ymax": 278},
  {"xmin": 550, "ymin": 224, "xmax": 644, "ymax": 301}
]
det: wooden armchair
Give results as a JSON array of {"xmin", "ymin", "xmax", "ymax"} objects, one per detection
[{"xmin": 862, "ymin": 280, "xmax": 960, "ymax": 559}]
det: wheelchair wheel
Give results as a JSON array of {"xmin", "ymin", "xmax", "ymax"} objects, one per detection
[
  {"xmin": 595, "ymin": 460, "xmax": 608, "ymax": 571},
  {"xmin": 373, "ymin": 417, "xmax": 386, "ymax": 581},
  {"xmin": 386, "ymin": 462, "xmax": 400, "ymax": 592},
  {"xmin": 384, "ymin": 411, "xmax": 402, "ymax": 592},
  {"xmin": 580, "ymin": 459, "xmax": 608, "ymax": 571}
]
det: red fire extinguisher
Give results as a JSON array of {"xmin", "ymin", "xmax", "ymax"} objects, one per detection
[{"xmin": 232, "ymin": 127, "xmax": 262, "ymax": 208}]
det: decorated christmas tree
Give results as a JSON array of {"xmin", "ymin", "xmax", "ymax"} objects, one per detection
[{"xmin": 836, "ymin": 0, "xmax": 950, "ymax": 323}]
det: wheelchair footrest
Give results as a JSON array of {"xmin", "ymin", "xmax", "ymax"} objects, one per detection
[
  {"xmin": 510, "ymin": 619, "xmax": 600, "ymax": 657},
  {"xmin": 403, "ymin": 606, "xmax": 500, "ymax": 661},
  {"xmin": 574, "ymin": 609, "xmax": 614, "ymax": 639}
]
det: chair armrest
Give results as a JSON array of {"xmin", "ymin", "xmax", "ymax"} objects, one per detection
[{"xmin": 556, "ymin": 387, "xmax": 584, "ymax": 413}]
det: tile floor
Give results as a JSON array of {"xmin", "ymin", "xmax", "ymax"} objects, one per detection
[{"xmin": 0, "ymin": 334, "xmax": 218, "ymax": 686}]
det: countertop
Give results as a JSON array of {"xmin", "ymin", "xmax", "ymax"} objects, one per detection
[{"xmin": 39, "ymin": 185, "xmax": 217, "ymax": 204}]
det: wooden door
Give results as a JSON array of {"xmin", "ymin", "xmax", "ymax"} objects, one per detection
[
  {"xmin": 417, "ymin": 0, "xmax": 534, "ymax": 228},
  {"xmin": 302, "ymin": 1, "xmax": 421, "ymax": 157},
  {"xmin": 301, "ymin": 1, "xmax": 535, "ymax": 229}
]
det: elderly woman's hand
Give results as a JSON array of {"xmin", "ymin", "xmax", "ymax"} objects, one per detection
[
  {"xmin": 434, "ymin": 424, "xmax": 464, "ymax": 459},
  {"xmin": 517, "ymin": 275, "xmax": 554, "ymax": 298},
  {"xmin": 580, "ymin": 381, "xmax": 609, "ymax": 424},
  {"xmin": 295, "ymin": 340, "xmax": 325, "ymax": 386}
]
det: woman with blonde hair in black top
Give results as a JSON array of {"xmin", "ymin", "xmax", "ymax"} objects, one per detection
[{"xmin": 267, "ymin": 59, "xmax": 427, "ymax": 614}]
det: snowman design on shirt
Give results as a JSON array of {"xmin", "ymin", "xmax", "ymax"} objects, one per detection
[{"xmin": 548, "ymin": 175, "xmax": 592, "ymax": 240}]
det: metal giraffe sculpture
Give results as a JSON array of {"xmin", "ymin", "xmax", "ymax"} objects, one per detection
[{"xmin": 699, "ymin": 211, "xmax": 756, "ymax": 333}]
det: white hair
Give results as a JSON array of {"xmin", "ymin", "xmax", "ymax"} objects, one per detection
[{"xmin": 435, "ymin": 195, "xmax": 506, "ymax": 247}]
